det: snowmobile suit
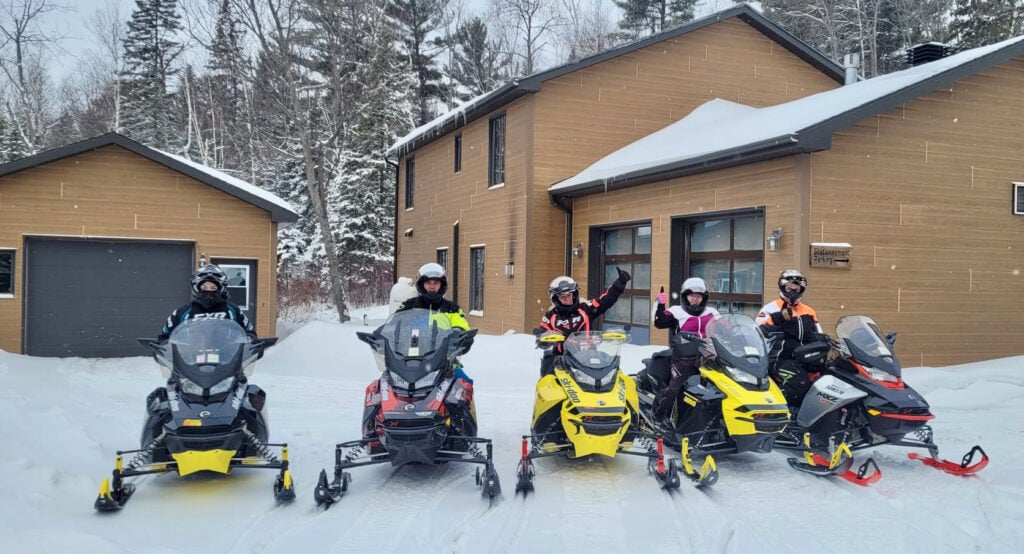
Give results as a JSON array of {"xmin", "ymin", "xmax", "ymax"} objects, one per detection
[
  {"xmin": 159, "ymin": 301, "xmax": 255, "ymax": 341},
  {"xmin": 651, "ymin": 304, "xmax": 720, "ymax": 417},
  {"xmin": 537, "ymin": 279, "xmax": 627, "ymax": 375},
  {"xmin": 756, "ymin": 298, "xmax": 824, "ymax": 405}
]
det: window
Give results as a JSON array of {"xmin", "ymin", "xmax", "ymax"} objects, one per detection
[
  {"xmin": 469, "ymin": 246, "xmax": 485, "ymax": 312},
  {"xmin": 488, "ymin": 114, "xmax": 505, "ymax": 187},
  {"xmin": 454, "ymin": 134, "xmax": 462, "ymax": 173},
  {"xmin": 1014, "ymin": 182, "xmax": 1024, "ymax": 215},
  {"xmin": 436, "ymin": 248, "xmax": 448, "ymax": 272},
  {"xmin": 686, "ymin": 212, "xmax": 764, "ymax": 317},
  {"xmin": 0, "ymin": 249, "xmax": 13, "ymax": 295},
  {"xmin": 404, "ymin": 156, "xmax": 415, "ymax": 209}
]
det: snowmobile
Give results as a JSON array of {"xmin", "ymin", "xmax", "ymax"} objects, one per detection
[
  {"xmin": 94, "ymin": 318, "xmax": 294, "ymax": 511},
  {"xmin": 514, "ymin": 329, "xmax": 711, "ymax": 495},
  {"xmin": 773, "ymin": 315, "xmax": 989, "ymax": 485},
  {"xmin": 633, "ymin": 313, "xmax": 791, "ymax": 473},
  {"xmin": 314, "ymin": 308, "xmax": 500, "ymax": 507}
]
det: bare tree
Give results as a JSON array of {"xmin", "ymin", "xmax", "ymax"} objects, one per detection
[
  {"xmin": 0, "ymin": 0, "xmax": 67, "ymax": 154},
  {"xmin": 555, "ymin": 0, "xmax": 618, "ymax": 62},
  {"xmin": 489, "ymin": 0, "xmax": 564, "ymax": 76}
]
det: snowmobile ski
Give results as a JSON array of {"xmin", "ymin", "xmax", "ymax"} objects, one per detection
[
  {"xmin": 785, "ymin": 433, "xmax": 881, "ymax": 486},
  {"xmin": 908, "ymin": 445, "xmax": 988, "ymax": 476}
]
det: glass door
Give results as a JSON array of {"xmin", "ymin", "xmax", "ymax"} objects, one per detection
[
  {"xmin": 597, "ymin": 224, "xmax": 651, "ymax": 345},
  {"xmin": 686, "ymin": 213, "xmax": 764, "ymax": 317}
]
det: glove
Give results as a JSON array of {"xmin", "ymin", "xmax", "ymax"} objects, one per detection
[
  {"xmin": 770, "ymin": 308, "xmax": 793, "ymax": 325},
  {"xmin": 616, "ymin": 267, "xmax": 631, "ymax": 285},
  {"xmin": 657, "ymin": 292, "xmax": 667, "ymax": 305}
]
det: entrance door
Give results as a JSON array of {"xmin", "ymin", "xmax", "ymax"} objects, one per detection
[{"xmin": 591, "ymin": 223, "xmax": 651, "ymax": 345}]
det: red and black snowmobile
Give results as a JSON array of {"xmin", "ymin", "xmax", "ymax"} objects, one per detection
[
  {"xmin": 314, "ymin": 308, "xmax": 500, "ymax": 507},
  {"xmin": 773, "ymin": 315, "xmax": 988, "ymax": 485}
]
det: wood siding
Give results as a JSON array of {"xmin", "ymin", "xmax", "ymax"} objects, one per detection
[
  {"xmin": 806, "ymin": 58, "xmax": 1024, "ymax": 366},
  {"xmin": 396, "ymin": 17, "xmax": 840, "ymax": 335},
  {"xmin": 0, "ymin": 145, "xmax": 280, "ymax": 353}
]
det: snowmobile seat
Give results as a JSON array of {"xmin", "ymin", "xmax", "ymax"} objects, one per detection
[{"xmin": 642, "ymin": 349, "xmax": 673, "ymax": 389}]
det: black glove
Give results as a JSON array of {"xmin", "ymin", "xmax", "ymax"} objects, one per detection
[
  {"xmin": 769, "ymin": 308, "xmax": 793, "ymax": 326},
  {"xmin": 615, "ymin": 266, "xmax": 631, "ymax": 286}
]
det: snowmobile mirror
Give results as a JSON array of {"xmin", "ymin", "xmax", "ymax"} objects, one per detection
[{"xmin": 885, "ymin": 331, "xmax": 897, "ymax": 346}]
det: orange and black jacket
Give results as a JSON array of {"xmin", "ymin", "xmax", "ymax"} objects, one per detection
[
  {"xmin": 539, "ymin": 280, "xmax": 626, "ymax": 354},
  {"xmin": 756, "ymin": 298, "xmax": 824, "ymax": 357}
]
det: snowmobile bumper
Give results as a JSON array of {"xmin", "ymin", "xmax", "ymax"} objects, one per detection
[{"xmin": 172, "ymin": 449, "xmax": 235, "ymax": 476}]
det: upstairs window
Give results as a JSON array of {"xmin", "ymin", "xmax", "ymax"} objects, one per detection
[
  {"xmin": 454, "ymin": 134, "xmax": 462, "ymax": 173},
  {"xmin": 488, "ymin": 114, "xmax": 505, "ymax": 187},
  {"xmin": 405, "ymin": 156, "xmax": 415, "ymax": 209}
]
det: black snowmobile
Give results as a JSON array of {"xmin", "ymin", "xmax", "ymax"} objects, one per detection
[
  {"xmin": 633, "ymin": 314, "xmax": 789, "ymax": 480},
  {"xmin": 94, "ymin": 318, "xmax": 294, "ymax": 511},
  {"xmin": 773, "ymin": 315, "xmax": 989, "ymax": 485},
  {"xmin": 314, "ymin": 308, "xmax": 501, "ymax": 507}
]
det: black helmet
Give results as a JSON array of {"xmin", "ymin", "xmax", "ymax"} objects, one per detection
[
  {"xmin": 415, "ymin": 262, "xmax": 448, "ymax": 304},
  {"xmin": 680, "ymin": 277, "xmax": 709, "ymax": 316},
  {"xmin": 548, "ymin": 276, "xmax": 579, "ymax": 314},
  {"xmin": 192, "ymin": 264, "xmax": 229, "ymax": 309},
  {"xmin": 778, "ymin": 269, "xmax": 807, "ymax": 304}
]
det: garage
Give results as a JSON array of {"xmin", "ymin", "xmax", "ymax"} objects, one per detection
[{"xmin": 23, "ymin": 237, "xmax": 194, "ymax": 357}]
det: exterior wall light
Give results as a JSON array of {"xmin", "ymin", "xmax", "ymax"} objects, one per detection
[
  {"xmin": 766, "ymin": 227, "xmax": 783, "ymax": 252},
  {"xmin": 504, "ymin": 261, "xmax": 515, "ymax": 278},
  {"xmin": 572, "ymin": 242, "xmax": 584, "ymax": 258}
]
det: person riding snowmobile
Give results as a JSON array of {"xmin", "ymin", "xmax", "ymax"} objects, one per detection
[
  {"xmin": 362, "ymin": 262, "xmax": 476, "ymax": 444},
  {"xmin": 159, "ymin": 264, "xmax": 255, "ymax": 341},
  {"xmin": 536, "ymin": 268, "xmax": 631, "ymax": 376},
  {"xmin": 648, "ymin": 277, "xmax": 720, "ymax": 419},
  {"xmin": 756, "ymin": 268, "xmax": 826, "ymax": 405}
]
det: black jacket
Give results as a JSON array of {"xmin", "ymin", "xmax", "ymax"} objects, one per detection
[
  {"xmin": 538, "ymin": 278, "xmax": 627, "ymax": 353},
  {"xmin": 158, "ymin": 301, "xmax": 256, "ymax": 341}
]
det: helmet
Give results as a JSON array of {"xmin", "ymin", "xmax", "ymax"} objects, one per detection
[
  {"xmin": 778, "ymin": 269, "xmax": 807, "ymax": 304},
  {"xmin": 415, "ymin": 262, "xmax": 448, "ymax": 303},
  {"xmin": 548, "ymin": 276, "xmax": 579, "ymax": 313},
  {"xmin": 191, "ymin": 264, "xmax": 229, "ymax": 309},
  {"xmin": 680, "ymin": 277, "xmax": 709, "ymax": 316}
]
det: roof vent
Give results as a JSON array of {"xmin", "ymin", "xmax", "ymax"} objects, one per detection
[{"xmin": 906, "ymin": 42, "xmax": 953, "ymax": 66}]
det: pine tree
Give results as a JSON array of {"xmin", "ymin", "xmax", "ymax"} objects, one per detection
[
  {"xmin": 387, "ymin": 0, "xmax": 451, "ymax": 125},
  {"xmin": 948, "ymin": 0, "xmax": 1021, "ymax": 48},
  {"xmin": 612, "ymin": 0, "xmax": 698, "ymax": 38},
  {"xmin": 446, "ymin": 16, "xmax": 510, "ymax": 100},
  {"xmin": 120, "ymin": 0, "xmax": 184, "ymax": 149}
]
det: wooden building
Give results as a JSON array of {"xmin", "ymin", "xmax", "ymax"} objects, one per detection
[
  {"xmin": 552, "ymin": 36, "xmax": 1024, "ymax": 366},
  {"xmin": 388, "ymin": 4, "xmax": 845, "ymax": 345},
  {"xmin": 0, "ymin": 133, "xmax": 297, "ymax": 357}
]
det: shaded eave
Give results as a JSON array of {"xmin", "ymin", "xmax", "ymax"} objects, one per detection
[
  {"xmin": 0, "ymin": 132, "xmax": 298, "ymax": 223},
  {"xmin": 387, "ymin": 3, "xmax": 844, "ymax": 160},
  {"xmin": 553, "ymin": 39, "xmax": 1024, "ymax": 201}
]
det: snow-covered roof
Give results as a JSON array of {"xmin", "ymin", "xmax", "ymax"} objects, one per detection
[
  {"xmin": 0, "ymin": 133, "xmax": 299, "ymax": 223},
  {"xmin": 386, "ymin": 3, "xmax": 844, "ymax": 161},
  {"xmin": 550, "ymin": 34, "xmax": 1024, "ymax": 196}
]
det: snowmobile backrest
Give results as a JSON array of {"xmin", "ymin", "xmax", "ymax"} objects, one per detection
[
  {"xmin": 643, "ymin": 349, "xmax": 673, "ymax": 386},
  {"xmin": 792, "ymin": 340, "xmax": 831, "ymax": 366}
]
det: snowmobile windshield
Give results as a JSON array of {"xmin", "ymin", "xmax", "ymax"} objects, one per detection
[
  {"xmin": 835, "ymin": 315, "xmax": 900, "ymax": 377},
  {"xmin": 562, "ymin": 330, "xmax": 626, "ymax": 391},
  {"xmin": 167, "ymin": 319, "xmax": 247, "ymax": 389},
  {"xmin": 705, "ymin": 314, "xmax": 769, "ymax": 378},
  {"xmin": 374, "ymin": 308, "xmax": 457, "ymax": 390}
]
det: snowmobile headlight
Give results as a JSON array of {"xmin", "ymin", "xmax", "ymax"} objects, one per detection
[
  {"xmin": 724, "ymin": 366, "xmax": 758, "ymax": 386},
  {"xmin": 864, "ymin": 366, "xmax": 898, "ymax": 383},
  {"xmin": 208, "ymin": 376, "xmax": 236, "ymax": 395},
  {"xmin": 389, "ymin": 372, "xmax": 410, "ymax": 388},
  {"xmin": 178, "ymin": 377, "xmax": 204, "ymax": 396},
  {"xmin": 571, "ymin": 367, "xmax": 597, "ymax": 386},
  {"xmin": 414, "ymin": 370, "xmax": 440, "ymax": 389}
]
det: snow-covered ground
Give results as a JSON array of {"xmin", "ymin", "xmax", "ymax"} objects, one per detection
[{"xmin": 0, "ymin": 306, "xmax": 1020, "ymax": 553}]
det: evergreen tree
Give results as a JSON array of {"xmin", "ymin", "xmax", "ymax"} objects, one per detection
[
  {"xmin": 205, "ymin": 0, "xmax": 250, "ymax": 169},
  {"xmin": 387, "ymin": 0, "xmax": 451, "ymax": 125},
  {"xmin": 612, "ymin": 0, "xmax": 698, "ymax": 38},
  {"xmin": 948, "ymin": 0, "xmax": 1022, "ymax": 48},
  {"xmin": 120, "ymin": 0, "xmax": 184, "ymax": 149},
  {"xmin": 446, "ymin": 16, "xmax": 510, "ymax": 100}
]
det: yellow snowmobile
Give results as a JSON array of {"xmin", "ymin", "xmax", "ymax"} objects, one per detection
[
  {"xmin": 514, "ymin": 329, "xmax": 716, "ymax": 495},
  {"xmin": 634, "ymin": 313, "xmax": 790, "ymax": 464}
]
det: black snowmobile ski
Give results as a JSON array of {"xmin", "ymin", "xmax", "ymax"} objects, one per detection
[{"xmin": 314, "ymin": 436, "xmax": 501, "ymax": 508}]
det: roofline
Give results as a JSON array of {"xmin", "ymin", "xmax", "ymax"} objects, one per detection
[
  {"xmin": 552, "ymin": 38, "xmax": 1024, "ymax": 199},
  {"xmin": 0, "ymin": 132, "xmax": 298, "ymax": 223},
  {"xmin": 551, "ymin": 134, "xmax": 829, "ymax": 199},
  {"xmin": 387, "ymin": 3, "xmax": 844, "ymax": 160}
]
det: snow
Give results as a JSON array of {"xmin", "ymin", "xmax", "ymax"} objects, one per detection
[
  {"xmin": 0, "ymin": 306, "xmax": 1020, "ymax": 553},
  {"xmin": 550, "ymin": 34, "xmax": 1024, "ymax": 193}
]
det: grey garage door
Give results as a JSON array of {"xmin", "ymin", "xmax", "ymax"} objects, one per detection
[{"xmin": 24, "ymin": 237, "xmax": 194, "ymax": 357}]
